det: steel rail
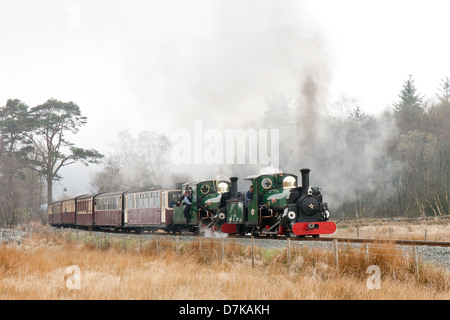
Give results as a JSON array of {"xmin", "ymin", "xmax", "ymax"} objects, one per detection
[
  {"xmin": 50, "ymin": 227, "xmax": 450, "ymax": 247},
  {"xmin": 229, "ymin": 234, "xmax": 450, "ymax": 247}
]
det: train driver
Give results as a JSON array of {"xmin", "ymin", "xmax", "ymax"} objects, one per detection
[
  {"xmin": 245, "ymin": 185, "xmax": 253, "ymax": 208},
  {"xmin": 182, "ymin": 189, "xmax": 193, "ymax": 226}
]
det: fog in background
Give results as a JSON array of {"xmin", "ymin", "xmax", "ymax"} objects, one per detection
[{"xmin": 2, "ymin": 0, "xmax": 450, "ymax": 217}]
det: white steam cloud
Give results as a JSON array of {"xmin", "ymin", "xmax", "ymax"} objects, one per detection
[{"xmin": 94, "ymin": 0, "xmax": 399, "ymax": 217}]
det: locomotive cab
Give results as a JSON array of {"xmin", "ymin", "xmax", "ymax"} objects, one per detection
[
  {"xmin": 221, "ymin": 169, "xmax": 336, "ymax": 237},
  {"xmin": 222, "ymin": 172, "xmax": 299, "ymax": 236},
  {"xmin": 172, "ymin": 180, "xmax": 231, "ymax": 233}
]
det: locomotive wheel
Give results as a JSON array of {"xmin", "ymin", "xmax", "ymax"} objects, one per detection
[{"xmin": 236, "ymin": 225, "xmax": 246, "ymax": 236}]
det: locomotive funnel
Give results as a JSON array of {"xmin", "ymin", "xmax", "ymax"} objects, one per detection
[
  {"xmin": 230, "ymin": 177, "xmax": 239, "ymax": 199},
  {"xmin": 300, "ymin": 168, "xmax": 311, "ymax": 196}
]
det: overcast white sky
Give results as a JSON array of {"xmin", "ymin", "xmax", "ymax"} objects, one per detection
[{"xmin": 1, "ymin": 0, "xmax": 449, "ymax": 197}]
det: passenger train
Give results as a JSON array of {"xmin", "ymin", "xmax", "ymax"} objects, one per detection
[{"xmin": 49, "ymin": 169, "xmax": 336, "ymax": 237}]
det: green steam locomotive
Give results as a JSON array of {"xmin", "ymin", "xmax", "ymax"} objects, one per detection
[{"xmin": 174, "ymin": 169, "xmax": 336, "ymax": 237}]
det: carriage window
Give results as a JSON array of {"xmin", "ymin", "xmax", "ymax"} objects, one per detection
[
  {"xmin": 149, "ymin": 196, "xmax": 154, "ymax": 208},
  {"xmin": 167, "ymin": 191, "xmax": 180, "ymax": 208},
  {"xmin": 144, "ymin": 194, "xmax": 147, "ymax": 207},
  {"xmin": 137, "ymin": 194, "xmax": 142, "ymax": 209},
  {"xmin": 104, "ymin": 197, "xmax": 119, "ymax": 210}
]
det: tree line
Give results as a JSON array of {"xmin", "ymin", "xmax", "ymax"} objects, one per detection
[
  {"xmin": 388, "ymin": 76, "xmax": 449, "ymax": 218},
  {"xmin": 260, "ymin": 75, "xmax": 449, "ymax": 219}
]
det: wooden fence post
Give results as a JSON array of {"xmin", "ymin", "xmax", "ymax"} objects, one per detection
[
  {"xmin": 413, "ymin": 246, "xmax": 419, "ymax": 276},
  {"xmin": 333, "ymin": 239, "xmax": 339, "ymax": 267},
  {"xmin": 365, "ymin": 244, "xmax": 369, "ymax": 264},
  {"xmin": 251, "ymin": 236, "xmax": 255, "ymax": 268},
  {"xmin": 286, "ymin": 238, "xmax": 291, "ymax": 265}
]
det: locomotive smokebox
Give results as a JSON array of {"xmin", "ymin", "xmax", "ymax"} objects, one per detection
[
  {"xmin": 300, "ymin": 168, "xmax": 311, "ymax": 196},
  {"xmin": 230, "ymin": 177, "xmax": 239, "ymax": 199}
]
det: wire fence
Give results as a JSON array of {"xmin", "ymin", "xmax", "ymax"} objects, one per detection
[
  {"xmin": 2, "ymin": 226, "xmax": 433, "ymax": 276},
  {"xmin": 55, "ymin": 228, "xmax": 428, "ymax": 275}
]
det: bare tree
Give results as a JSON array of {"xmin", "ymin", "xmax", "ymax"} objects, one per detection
[{"xmin": 91, "ymin": 130, "xmax": 170, "ymax": 192}]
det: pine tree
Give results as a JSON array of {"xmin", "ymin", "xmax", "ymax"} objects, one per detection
[
  {"xmin": 393, "ymin": 75, "xmax": 425, "ymax": 133},
  {"xmin": 436, "ymin": 77, "xmax": 450, "ymax": 106},
  {"xmin": 348, "ymin": 105, "xmax": 366, "ymax": 122},
  {"xmin": 23, "ymin": 98, "xmax": 104, "ymax": 206},
  {"xmin": 394, "ymin": 75, "xmax": 424, "ymax": 111}
]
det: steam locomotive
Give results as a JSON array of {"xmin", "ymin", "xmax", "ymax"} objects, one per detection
[
  {"xmin": 216, "ymin": 169, "xmax": 336, "ymax": 236},
  {"xmin": 48, "ymin": 169, "xmax": 336, "ymax": 237}
]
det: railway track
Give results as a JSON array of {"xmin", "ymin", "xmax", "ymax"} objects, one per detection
[
  {"xmin": 52, "ymin": 226, "xmax": 450, "ymax": 247},
  {"xmin": 49, "ymin": 227, "xmax": 450, "ymax": 270},
  {"xmin": 241, "ymin": 235, "xmax": 450, "ymax": 247}
]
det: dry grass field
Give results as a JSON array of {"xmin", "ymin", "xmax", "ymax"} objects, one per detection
[
  {"xmin": 1, "ymin": 225, "xmax": 449, "ymax": 300},
  {"xmin": 331, "ymin": 218, "xmax": 450, "ymax": 241}
]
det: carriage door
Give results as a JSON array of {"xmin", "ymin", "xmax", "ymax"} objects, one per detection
[{"xmin": 161, "ymin": 191, "xmax": 166, "ymax": 223}]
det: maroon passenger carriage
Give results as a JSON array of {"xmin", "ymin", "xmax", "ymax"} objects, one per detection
[
  {"xmin": 93, "ymin": 191, "xmax": 125, "ymax": 229},
  {"xmin": 49, "ymin": 196, "xmax": 84, "ymax": 228},
  {"xmin": 124, "ymin": 189, "xmax": 181, "ymax": 233},
  {"xmin": 75, "ymin": 194, "xmax": 98, "ymax": 228},
  {"xmin": 49, "ymin": 189, "xmax": 182, "ymax": 232},
  {"xmin": 48, "ymin": 200, "xmax": 62, "ymax": 226},
  {"xmin": 61, "ymin": 197, "xmax": 77, "ymax": 227}
]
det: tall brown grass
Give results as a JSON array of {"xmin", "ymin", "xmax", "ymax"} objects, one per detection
[
  {"xmin": 333, "ymin": 219, "xmax": 450, "ymax": 241},
  {"xmin": 0, "ymin": 229, "xmax": 449, "ymax": 300}
]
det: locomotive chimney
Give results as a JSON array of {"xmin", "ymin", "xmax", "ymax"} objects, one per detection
[
  {"xmin": 230, "ymin": 177, "xmax": 239, "ymax": 199},
  {"xmin": 300, "ymin": 168, "xmax": 310, "ymax": 196}
]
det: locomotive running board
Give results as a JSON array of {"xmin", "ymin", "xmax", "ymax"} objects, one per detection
[{"xmin": 292, "ymin": 221, "xmax": 337, "ymax": 236}]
